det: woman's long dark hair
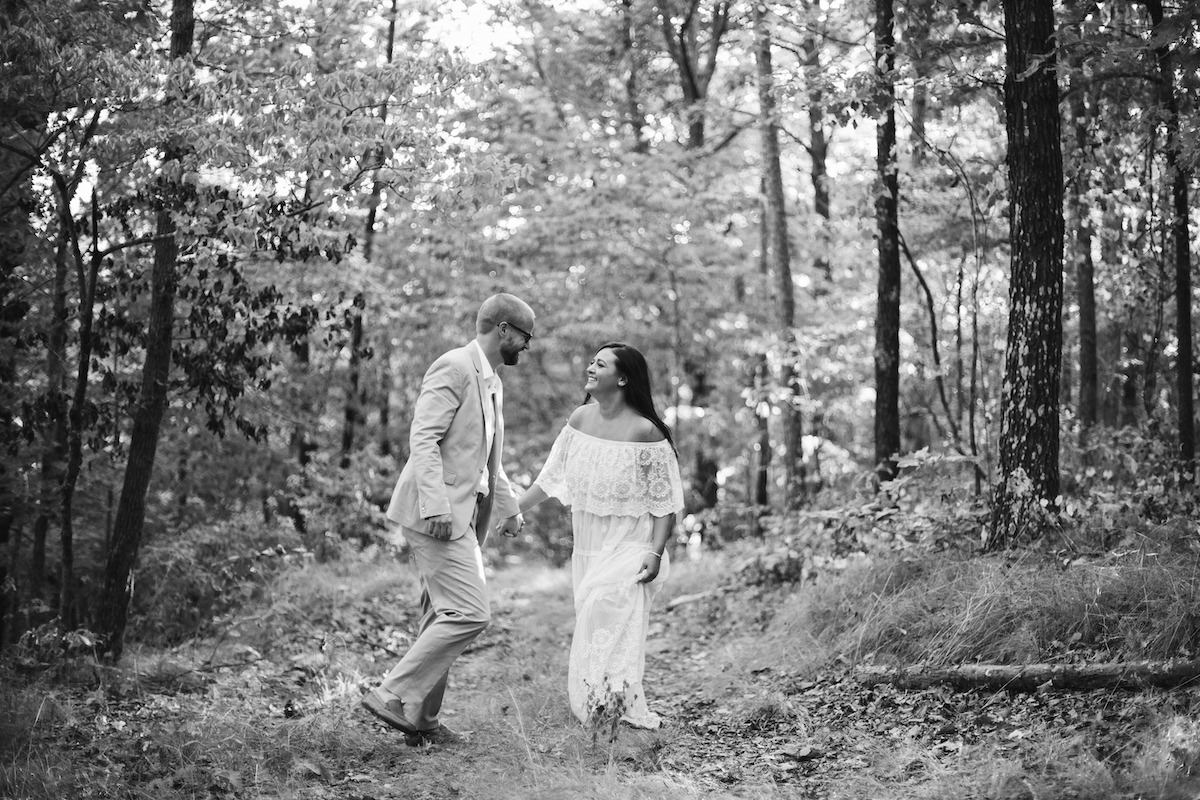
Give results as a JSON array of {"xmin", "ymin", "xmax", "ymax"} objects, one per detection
[{"xmin": 584, "ymin": 341, "xmax": 676, "ymax": 454}]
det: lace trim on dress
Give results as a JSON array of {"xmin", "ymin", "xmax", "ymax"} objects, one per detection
[{"xmin": 535, "ymin": 426, "xmax": 684, "ymax": 518}]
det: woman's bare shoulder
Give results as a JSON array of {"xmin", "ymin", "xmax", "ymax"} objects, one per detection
[
  {"xmin": 630, "ymin": 415, "xmax": 666, "ymax": 443},
  {"xmin": 567, "ymin": 403, "xmax": 594, "ymax": 428}
]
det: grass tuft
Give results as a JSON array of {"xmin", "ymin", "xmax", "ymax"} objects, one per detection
[
  {"xmin": 1128, "ymin": 715, "xmax": 1200, "ymax": 799},
  {"xmin": 789, "ymin": 549, "xmax": 1200, "ymax": 666}
]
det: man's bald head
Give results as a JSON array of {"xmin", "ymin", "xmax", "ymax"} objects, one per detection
[{"xmin": 476, "ymin": 293, "xmax": 535, "ymax": 335}]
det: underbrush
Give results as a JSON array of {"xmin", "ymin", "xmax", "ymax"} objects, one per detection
[
  {"xmin": 719, "ymin": 442, "xmax": 1200, "ymax": 670},
  {"xmin": 0, "ymin": 675, "xmax": 378, "ymax": 800},
  {"xmin": 674, "ymin": 475, "xmax": 1200, "ymax": 799},
  {"xmin": 128, "ymin": 508, "xmax": 312, "ymax": 647}
]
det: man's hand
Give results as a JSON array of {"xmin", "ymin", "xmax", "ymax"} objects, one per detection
[
  {"xmin": 426, "ymin": 514, "xmax": 453, "ymax": 541},
  {"xmin": 498, "ymin": 514, "xmax": 524, "ymax": 538}
]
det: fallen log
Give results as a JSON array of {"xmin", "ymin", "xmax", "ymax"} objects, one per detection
[{"xmin": 854, "ymin": 659, "xmax": 1200, "ymax": 692}]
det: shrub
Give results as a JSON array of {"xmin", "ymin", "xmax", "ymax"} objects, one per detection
[{"xmin": 129, "ymin": 509, "xmax": 309, "ymax": 647}]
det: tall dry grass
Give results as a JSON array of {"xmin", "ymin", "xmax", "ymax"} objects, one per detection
[{"xmin": 790, "ymin": 549, "xmax": 1200, "ymax": 666}]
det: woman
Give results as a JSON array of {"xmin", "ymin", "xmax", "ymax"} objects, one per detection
[{"xmin": 518, "ymin": 342, "xmax": 683, "ymax": 729}]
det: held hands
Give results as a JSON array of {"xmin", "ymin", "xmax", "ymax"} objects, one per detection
[
  {"xmin": 498, "ymin": 513, "xmax": 525, "ymax": 538},
  {"xmin": 636, "ymin": 551, "xmax": 663, "ymax": 584},
  {"xmin": 427, "ymin": 514, "xmax": 453, "ymax": 541}
]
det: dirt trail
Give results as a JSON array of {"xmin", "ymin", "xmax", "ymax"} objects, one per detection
[{"xmin": 434, "ymin": 559, "xmax": 850, "ymax": 795}]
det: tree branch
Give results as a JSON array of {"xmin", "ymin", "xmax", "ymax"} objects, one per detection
[{"xmin": 898, "ymin": 232, "xmax": 964, "ymax": 451}]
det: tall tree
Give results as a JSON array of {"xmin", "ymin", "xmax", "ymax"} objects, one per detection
[
  {"xmin": 0, "ymin": 4, "xmax": 42, "ymax": 644},
  {"xmin": 753, "ymin": 1, "xmax": 804, "ymax": 506},
  {"xmin": 97, "ymin": 0, "xmax": 195, "ymax": 657},
  {"xmin": 341, "ymin": 0, "xmax": 402, "ymax": 470},
  {"xmin": 48, "ymin": 120, "xmax": 102, "ymax": 627},
  {"xmin": 800, "ymin": 6, "xmax": 832, "ymax": 284},
  {"xmin": 987, "ymin": 0, "xmax": 1064, "ymax": 548},
  {"xmin": 58, "ymin": 189, "xmax": 107, "ymax": 628},
  {"xmin": 1063, "ymin": 0, "xmax": 1098, "ymax": 439},
  {"xmin": 873, "ymin": 0, "xmax": 901, "ymax": 481},
  {"xmin": 1143, "ymin": 0, "xmax": 1194, "ymax": 479}
]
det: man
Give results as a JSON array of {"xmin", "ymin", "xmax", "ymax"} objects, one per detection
[{"xmin": 361, "ymin": 293, "xmax": 534, "ymax": 745}]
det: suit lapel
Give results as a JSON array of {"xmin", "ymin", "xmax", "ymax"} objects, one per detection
[
  {"xmin": 489, "ymin": 379, "xmax": 502, "ymax": 470},
  {"xmin": 466, "ymin": 343, "xmax": 491, "ymax": 436},
  {"xmin": 468, "ymin": 345, "xmax": 500, "ymax": 540}
]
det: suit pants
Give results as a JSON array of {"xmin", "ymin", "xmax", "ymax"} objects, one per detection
[{"xmin": 379, "ymin": 518, "xmax": 490, "ymax": 730}]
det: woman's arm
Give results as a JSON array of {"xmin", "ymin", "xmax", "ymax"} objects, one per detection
[
  {"xmin": 636, "ymin": 512, "xmax": 675, "ymax": 583},
  {"xmin": 518, "ymin": 484, "xmax": 549, "ymax": 514}
]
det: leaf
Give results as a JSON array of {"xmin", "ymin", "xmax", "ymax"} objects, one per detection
[
  {"xmin": 779, "ymin": 743, "xmax": 822, "ymax": 761},
  {"xmin": 295, "ymin": 759, "xmax": 331, "ymax": 782}
]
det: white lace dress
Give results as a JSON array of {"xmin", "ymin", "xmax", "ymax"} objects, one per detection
[{"xmin": 534, "ymin": 424, "xmax": 684, "ymax": 729}]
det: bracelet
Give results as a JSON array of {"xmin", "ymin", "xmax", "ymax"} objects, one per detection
[{"xmin": 647, "ymin": 551, "xmax": 663, "ymax": 560}]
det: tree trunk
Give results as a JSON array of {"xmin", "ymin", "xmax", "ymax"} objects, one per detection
[
  {"xmin": 290, "ymin": 190, "xmax": 317, "ymax": 483},
  {"xmin": 291, "ymin": 336, "xmax": 316, "ymax": 470},
  {"xmin": 1143, "ymin": 0, "xmax": 1194, "ymax": 479},
  {"xmin": 856, "ymin": 659, "xmax": 1200, "ymax": 693},
  {"xmin": 362, "ymin": 0, "xmax": 396, "ymax": 266},
  {"xmin": 1143, "ymin": 280, "xmax": 1164, "ymax": 419},
  {"xmin": 753, "ymin": 1, "xmax": 803, "ymax": 508},
  {"xmin": 873, "ymin": 0, "xmax": 901, "ymax": 482},
  {"xmin": 1064, "ymin": 9, "xmax": 1098, "ymax": 438},
  {"xmin": 903, "ymin": 241, "xmax": 965, "ymax": 451},
  {"xmin": 753, "ymin": 353, "xmax": 771, "ymax": 530},
  {"xmin": 378, "ymin": 337, "xmax": 392, "ymax": 458},
  {"xmin": 752, "ymin": 243, "xmax": 771, "ymax": 517},
  {"xmin": 59, "ymin": 196, "xmax": 103, "ymax": 629},
  {"xmin": 906, "ymin": 0, "xmax": 934, "ymax": 167},
  {"xmin": 619, "ymin": 0, "xmax": 648, "ymax": 153},
  {"xmin": 987, "ymin": 0, "xmax": 1064, "ymax": 549},
  {"xmin": 1120, "ymin": 329, "xmax": 1140, "ymax": 427},
  {"xmin": 1099, "ymin": 207, "xmax": 1123, "ymax": 427},
  {"xmin": 97, "ymin": 0, "xmax": 194, "ymax": 659},
  {"xmin": 955, "ymin": 255, "xmax": 965, "ymax": 427},
  {"xmin": 39, "ymin": 113, "xmax": 100, "ymax": 623},
  {"xmin": 0, "ymin": 481, "xmax": 15, "ymax": 647},
  {"xmin": 32, "ymin": 216, "xmax": 71, "ymax": 605},
  {"xmin": 802, "ymin": 31, "xmax": 831, "ymax": 283},
  {"xmin": 339, "ymin": 300, "xmax": 366, "ymax": 468},
  {"xmin": 340, "ymin": 1, "xmax": 397, "ymax": 470},
  {"xmin": 656, "ymin": 0, "xmax": 730, "ymax": 150},
  {"xmin": 0, "ymin": 110, "xmax": 34, "ymax": 645},
  {"xmin": 685, "ymin": 359, "xmax": 718, "ymax": 513},
  {"xmin": 99, "ymin": 221, "xmax": 177, "ymax": 656},
  {"xmin": 0, "ymin": 77, "xmax": 37, "ymax": 394}
]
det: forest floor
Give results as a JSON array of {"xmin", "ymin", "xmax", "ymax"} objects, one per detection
[{"xmin": 5, "ymin": 546, "xmax": 1200, "ymax": 799}]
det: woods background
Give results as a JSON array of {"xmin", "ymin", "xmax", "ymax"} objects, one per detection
[{"xmin": 1, "ymin": 0, "xmax": 1198, "ymax": 660}]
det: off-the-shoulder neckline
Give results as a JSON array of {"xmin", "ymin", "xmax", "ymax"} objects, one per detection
[{"xmin": 564, "ymin": 424, "xmax": 671, "ymax": 446}]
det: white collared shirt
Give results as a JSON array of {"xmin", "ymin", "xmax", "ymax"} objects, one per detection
[{"xmin": 471, "ymin": 339, "xmax": 498, "ymax": 495}]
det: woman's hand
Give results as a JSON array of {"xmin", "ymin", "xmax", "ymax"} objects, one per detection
[
  {"xmin": 636, "ymin": 552, "xmax": 662, "ymax": 583},
  {"xmin": 498, "ymin": 514, "xmax": 524, "ymax": 538}
]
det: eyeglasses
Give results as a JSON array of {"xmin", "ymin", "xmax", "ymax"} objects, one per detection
[{"xmin": 503, "ymin": 321, "xmax": 534, "ymax": 344}]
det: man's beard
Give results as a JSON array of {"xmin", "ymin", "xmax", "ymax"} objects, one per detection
[{"xmin": 501, "ymin": 345, "xmax": 522, "ymax": 365}]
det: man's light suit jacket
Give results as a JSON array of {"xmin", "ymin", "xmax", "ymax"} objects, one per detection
[{"xmin": 386, "ymin": 343, "xmax": 518, "ymax": 544}]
